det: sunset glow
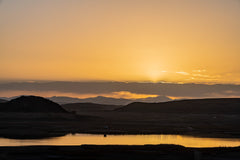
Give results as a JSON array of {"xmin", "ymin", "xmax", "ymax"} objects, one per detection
[
  {"xmin": 2, "ymin": 2, "xmax": 240, "ymax": 159},
  {"xmin": 1, "ymin": 0, "xmax": 240, "ymax": 84},
  {"xmin": 0, "ymin": 90, "xmax": 158, "ymax": 100}
]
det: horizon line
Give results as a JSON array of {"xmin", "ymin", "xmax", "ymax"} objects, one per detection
[{"xmin": 0, "ymin": 80, "xmax": 240, "ymax": 86}]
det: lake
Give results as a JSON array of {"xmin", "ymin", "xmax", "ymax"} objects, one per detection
[{"xmin": 1, "ymin": 134, "xmax": 240, "ymax": 148}]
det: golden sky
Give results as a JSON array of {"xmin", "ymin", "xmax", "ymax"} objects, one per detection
[{"xmin": 1, "ymin": 0, "xmax": 240, "ymax": 84}]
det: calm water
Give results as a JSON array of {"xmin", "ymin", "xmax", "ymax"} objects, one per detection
[{"xmin": 1, "ymin": 134, "xmax": 240, "ymax": 148}]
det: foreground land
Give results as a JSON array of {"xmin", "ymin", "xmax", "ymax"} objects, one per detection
[
  {"xmin": 0, "ymin": 145, "xmax": 240, "ymax": 160},
  {"xmin": 71, "ymin": 111, "xmax": 240, "ymax": 138},
  {"xmin": 0, "ymin": 97, "xmax": 240, "ymax": 138},
  {"xmin": 1, "ymin": 97, "xmax": 240, "ymax": 160},
  {"xmin": 0, "ymin": 112, "xmax": 240, "ymax": 139}
]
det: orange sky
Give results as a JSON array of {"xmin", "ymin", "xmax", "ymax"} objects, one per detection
[{"xmin": 1, "ymin": 0, "xmax": 240, "ymax": 84}]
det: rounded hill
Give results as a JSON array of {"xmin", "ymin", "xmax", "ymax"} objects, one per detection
[{"xmin": 0, "ymin": 96, "xmax": 67, "ymax": 113}]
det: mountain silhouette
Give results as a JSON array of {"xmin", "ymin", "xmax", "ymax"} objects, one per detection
[
  {"xmin": 0, "ymin": 99, "xmax": 7, "ymax": 103},
  {"xmin": 49, "ymin": 95, "xmax": 172, "ymax": 105},
  {"xmin": 0, "ymin": 96, "xmax": 67, "ymax": 113},
  {"xmin": 116, "ymin": 98, "xmax": 240, "ymax": 114},
  {"xmin": 49, "ymin": 96, "xmax": 132, "ymax": 105}
]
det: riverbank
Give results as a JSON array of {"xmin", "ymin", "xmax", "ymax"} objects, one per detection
[{"xmin": 0, "ymin": 145, "xmax": 240, "ymax": 160}]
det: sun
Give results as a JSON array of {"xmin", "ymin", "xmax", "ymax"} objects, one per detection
[
  {"xmin": 146, "ymin": 68, "xmax": 167, "ymax": 82},
  {"xmin": 139, "ymin": 60, "xmax": 167, "ymax": 82}
]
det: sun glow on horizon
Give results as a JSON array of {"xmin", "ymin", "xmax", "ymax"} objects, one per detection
[
  {"xmin": 146, "ymin": 70, "xmax": 166, "ymax": 82},
  {"xmin": 1, "ymin": 0, "xmax": 240, "ymax": 84},
  {"xmin": 0, "ymin": 90, "xmax": 159, "ymax": 100}
]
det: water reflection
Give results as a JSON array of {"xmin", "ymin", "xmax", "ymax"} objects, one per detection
[{"xmin": 0, "ymin": 134, "xmax": 240, "ymax": 148}]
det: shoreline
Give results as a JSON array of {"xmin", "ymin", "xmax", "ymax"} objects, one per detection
[
  {"xmin": 0, "ymin": 145, "xmax": 240, "ymax": 160},
  {"xmin": 1, "ymin": 129, "xmax": 240, "ymax": 139}
]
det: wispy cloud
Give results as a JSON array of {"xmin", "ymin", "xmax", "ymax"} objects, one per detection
[
  {"xmin": 193, "ymin": 69, "xmax": 206, "ymax": 73},
  {"xmin": 192, "ymin": 74, "xmax": 210, "ymax": 78},
  {"xmin": 110, "ymin": 91, "xmax": 158, "ymax": 99},
  {"xmin": 0, "ymin": 90, "xmax": 159, "ymax": 100},
  {"xmin": 176, "ymin": 71, "xmax": 190, "ymax": 75},
  {"xmin": 2, "ymin": 81, "xmax": 240, "ymax": 99}
]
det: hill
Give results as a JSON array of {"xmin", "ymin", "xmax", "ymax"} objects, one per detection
[
  {"xmin": 116, "ymin": 98, "xmax": 240, "ymax": 114},
  {"xmin": 62, "ymin": 103, "xmax": 121, "ymax": 112},
  {"xmin": 0, "ymin": 99, "xmax": 7, "ymax": 103},
  {"xmin": 0, "ymin": 96, "xmax": 67, "ymax": 113}
]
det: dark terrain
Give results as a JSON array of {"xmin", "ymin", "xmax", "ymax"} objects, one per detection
[
  {"xmin": 61, "ymin": 98, "xmax": 240, "ymax": 137},
  {"xmin": 0, "ymin": 99, "xmax": 7, "ymax": 103},
  {"xmin": 0, "ymin": 96, "xmax": 102, "ymax": 139},
  {"xmin": 0, "ymin": 96, "xmax": 67, "ymax": 113},
  {"xmin": 0, "ymin": 96, "xmax": 240, "ymax": 138},
  {"xmin": 0, "ymin": 145, "xmax": 240, "ymax": 160},
  {"xmin": 1, "ymin": 96, "xmax": 240, "ymax": 159},
  {"xmin": 117, "ymin": 98, "xmax": 240, "ymax": 114},
  {"xmin": 62, "ymin": 102, "xmax": 120, "ymax": 112}
]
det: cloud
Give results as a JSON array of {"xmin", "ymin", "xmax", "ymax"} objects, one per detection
[
  {"xmin": 0, "ymin": 90, "xmax": 158, "ymax": 100},
  {"xmin": 192, "ymin": 74, "xmax": 210, "ymax": 78},
  {"xmin": 193, "ymin": 69, "xmax": 206, "ymax": 73},
  {"xmin": 110, "ymin": 91, "xmax": 158, "ymax": 99},
  {"xmin": 1, "ymin": 81, "xmax": 240, "ymax": 99},
  {"xmin": 176, "ymin": 71, "xmax": 190, "ymax": 75}
]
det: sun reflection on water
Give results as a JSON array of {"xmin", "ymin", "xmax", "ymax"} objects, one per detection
[{"xmin": 0, "ymin": 134, "xmax": 240, "ymax": 148}]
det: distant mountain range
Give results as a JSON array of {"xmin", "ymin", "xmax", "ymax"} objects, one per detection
[
  {"xmin": 0, "ymin": 95, "xmax": 172, "ymax": 105},
  {"xmin": 0, "ymin": 96, "xmax": 18, "ymax": 101},
  {"xmin": 48, "ymin": 95, "xmax": 172, "ymax": 105},
  {"xmin": 0, "ymin": 99, "xmax": 7, "ymax": 103}
]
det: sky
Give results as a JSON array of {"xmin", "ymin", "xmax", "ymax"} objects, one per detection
[
  {"xmin": 1, "ymin": 0, "xmax": 240, "ymax": 85},
  {"xmin": 1, "ymin": 81, "xmax": 240, "ymax": 100}
]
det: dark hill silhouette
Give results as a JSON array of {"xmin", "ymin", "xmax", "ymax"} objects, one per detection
[
  {"xmin": 0, "ymin": 96, "xmax": 67, "ymax": 113},
  {"xmin": 116, "ymin": 98, "xmax": 240, "ymax": 114},
  {"xmin": 0, "ymin": 99, "xmax": 7, "ymax": 103},
  {"xmin": 62, "ymin": 103, "xmax": 121, "ymax": 112}
]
